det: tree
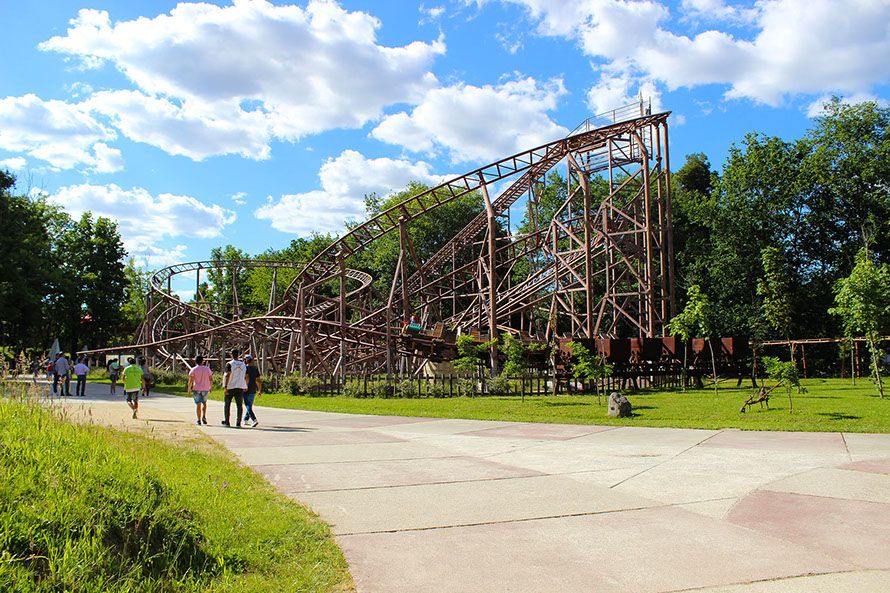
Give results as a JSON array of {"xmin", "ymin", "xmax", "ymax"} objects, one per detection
[
  {"xmin": 757, "ymin": 246, "xmax": 798, "ymax": 391},
  {"xmin": 120, "ymin": 259, "xmax": 151, "ymax": 341},
  {"xmin": 829, "ymin": 247, "xmax": 890, "ymax": 398},
  {"xmin": 762, "ymin": 356, "xmax": 801, "ymax": 413},
  {"xmin": 206, "ymin": 245, "xmax": 253, "ymax": 316},
  {"xmin": 569, "ymin": 341, "xmax": 612, "ymax": 404},
  {"xmin": 0, "ymin": 171, "xmax": 55, "ymax": 350},
  {"xmin": 669, "ymin": 284, "xmax": 719, "ymax": 395}
]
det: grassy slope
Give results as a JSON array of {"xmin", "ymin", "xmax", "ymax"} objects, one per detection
[
  {"xmin": 109, "ymin": 377, "xmax": 890, "ymax": 433},
  {"xmin": 0, "ymin": 394, "xmax": 351, "ymax": 593}
]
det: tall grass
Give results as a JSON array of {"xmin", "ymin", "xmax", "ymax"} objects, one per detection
[{"xmin": 0, "ymin": 387, "xmax": 351, "ymax": 593}]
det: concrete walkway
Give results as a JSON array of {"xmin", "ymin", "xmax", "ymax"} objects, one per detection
[{"xmin": 57, "ymin": 383, "xmax": 890, "ymax": 592}]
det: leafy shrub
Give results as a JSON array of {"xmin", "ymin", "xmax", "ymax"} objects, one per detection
[
  {"xmin": 343, "ymin": 380, "xmax": 366, "ymax": 398},
  {"xmin": 428, "ymin": 382, "xmax": 448, "ymax": 398},
  {"xmin": 458, "ymin": 378, "xmax": 478, "ymax": 396},
  {"xmin": 281, "ymin": 372, "xmax": 302, "ymax": 396},
  {"xmin": 394, "ymin": 379, "xmax": 418, "ymax": 398},
  {"xmin": 148, "ymin": 367, "xmax": 188, "ymax": 386},
  {"xmin": 486, "ymin": 374, "xmax": 512, "ymax": 395},
  {"xmin": 280, "ymin": 373, "xmax": 324, "ymax": 395},
  {"xmin": 372, "ymin": 381, "xmax": 395, "ymax": 398}
]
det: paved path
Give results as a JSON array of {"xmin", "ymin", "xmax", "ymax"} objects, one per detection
[{"xmin": 58, "ymin": 384, "xmax": 890, "ymax": 592}]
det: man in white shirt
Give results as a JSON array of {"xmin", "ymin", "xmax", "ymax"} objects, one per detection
[
  {"xmin": 73, "ymin": 357, "xmax": 89, "ymax": 397},
  {"xmin": 222, "ymin": 348, "xmax": 248, "ymax": 428}
]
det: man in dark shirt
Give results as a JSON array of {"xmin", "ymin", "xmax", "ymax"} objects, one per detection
[{"xmin": 242, "ymin": 355, "xmax": 262, "ymax": 428}]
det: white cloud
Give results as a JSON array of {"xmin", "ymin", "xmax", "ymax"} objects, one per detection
[
  {"xmin": 0, "ymin": 157, "xmax": 27, "ymax": 171},
  {"xmin": 255, "ymin": 149, "xmax": 449, "ymax": 234},
  {"xmin": 371, "ymin": 76, "xmax": 568, "ymax": 163},
  {"xmin": 39, "ymin": 0, "xmax": 445, "ymax": 160},
  {"xmin": 46, "ymin": 183, "xmax": 236, "ymax": 265},
  {"xmin": 131, "ymin": 242, "xmax": 189, "ymax": 268},
  {"xmin": 586, "ymin": 73, "xmax": 661, "ymax": 116},
  {"xmin": 0, "ymin": 94, "xmax": 117, "ymax": 171},
  {"xmin": 806, "ymin": 93, "xmax": 890, "ymax": 118},
  {"xmin": 231, "ymin": 192, "xmax": 248, "ymax": 206},
  {"xmin": 419, "ymin": 4, "xmax": 445, "ymax": 22},
  {"xmin": 85, "ymin": 90, "xmax": 270, "ymax": 161},
  {"xmin": 501, "ymin": 0, "xmax": 890, "ymax": 107},
  {"xmin": 680, "ymin": 0, "xmax": 758, "ymax": 24}
]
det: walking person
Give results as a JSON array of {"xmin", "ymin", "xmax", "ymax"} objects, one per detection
[
  {"xmin": 222, "ymin": 348, "xmax": 247, "ymax": 428},
  {"xmin": 242, "ymin": 355, "xmax": 262, "ymax": 428},
  {"xmin": 187, "ymin": 355, "xmax": 212, "ymax": 426},
  {"xmin": 53, "ymin": 352, "xmax": 71, "ymax": 397},
  {"xmin": 122, "ymin": 357, "xmax": 144, "ymax": 419},
  {"xmin": 74, "ymin": 357, "xmax": 89, "ymax": 397},
  {"xmin": 139, "ymin": 357, "xmax": 153, "ymax": 397},
  {"xmin": 107, "ymin": 357, "xmax": 120, "ymax": 394}
]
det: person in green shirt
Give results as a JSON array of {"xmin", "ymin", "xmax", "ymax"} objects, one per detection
[{"xmin": 122, "ymin": 357, "xmax": 145, "ymax": 419}]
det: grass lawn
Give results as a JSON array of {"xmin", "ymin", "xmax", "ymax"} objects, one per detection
[
  {"xmin": 0, "ymin": 388, "xmax": 352, "ymax": 593},
  {"xmin": 104, "ymin": 377, "xmax": 890, "ymax": 433}
]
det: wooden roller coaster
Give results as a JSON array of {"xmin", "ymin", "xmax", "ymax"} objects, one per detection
[{"xmin": 84, "ymin": 101, "xmax": 682, "ymax": 379}]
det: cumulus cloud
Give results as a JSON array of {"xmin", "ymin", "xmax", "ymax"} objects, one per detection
[
  {"xmin": 0, "ymin": 94, "xmax": 119, "ymax": 171},
  {"xmin": 499, "ymin": 0, "xmax": 890, "ymax": 107},
  {"xmin": 39, "ymin": 0, "xmax": 444, "ymax": 160},
  {"xmin": 0, "ymin": 157, "xmax": 27, "ymax": 171},
  {"xmin": 46, "ymin": 183, "xmax": 236, "ymax": 265},
  {"xmin": 371, "ymin": 76, "xmax": 568, "ymax": 163},
  {"xmin": 585, "ymin": 74, "xmax": 661, "ymax": 116},
  {"xmin": 131, "ymin": 242, "xmax": 189, "ymax": 268},
  {"xmin": 680, "ymin": 0, "xmax": 758, "ymax": 24},
  {"xmin": 806, "ymin": 93, "xmax": 890, "ymax": 118},
  {"xmin": 255, "ymin": 150, "xmax": 450, "ymax": 234}
]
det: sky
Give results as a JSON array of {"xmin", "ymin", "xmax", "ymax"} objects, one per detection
[{"xmin": 2, "ymin": 0, "xmax": 889, "ymax": 298}]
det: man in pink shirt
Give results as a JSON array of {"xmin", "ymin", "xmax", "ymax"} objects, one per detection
[{"xmin": 187, "ymin": 354, "xmax": 213, "ymax": 426}]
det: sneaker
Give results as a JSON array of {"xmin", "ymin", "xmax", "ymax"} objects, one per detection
[
  {"xmin": 235, "ymin": 423, "xmax": 242, "ymax": 428},
  {"xmin": 251, "ymin": 420, "xmax": 259, "ymax": 428},
  {"xmin": 196, "ymin": 420, "xmax": 202, "ymax": 426},
  {"xmin": 132, "ymin": 410, "xmax": 137, "ymax": 419},
  {"xmin": 221, "ymin": 420, "xmax": 230, "ymax": 426},
  {"xmin": 202, "ymin": 417, "xmax": 208, "ymax": 425}
]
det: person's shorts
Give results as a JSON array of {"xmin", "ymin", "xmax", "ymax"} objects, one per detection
[
  {"xmin": 125, "ymin": 390, "xmax": 139, "ymax": 403},
  {"xmin": 192, "ymin": 390, "xmax": 209, "ymax": 404},
  {"xmin": 109, "ymin": 373, "xmax": 118, "ymax": 382}
]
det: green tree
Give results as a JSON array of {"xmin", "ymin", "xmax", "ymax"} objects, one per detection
[
  {"xmin": 762, "ymin": 356, "xmax": 802, "ymax": 413},
  {"xmin": 120, "ymin": 259, "xmax": 151, "ymax": 341},
  {"xmin": 569, "ymin": 341, "xmax": 612, "ymax": 403},
  {"xmin": 206, "ymin": 245, "xmax": 254, "ymax": 315},
  {"xmin": 352, "ymin": 182, "xmax": 483, "ymax": 309},
  {"xmin": 0, "ymin": 171, "xmax": 55, "ymax": 350},
  {"xmin": 669, "ymin": 284, "xmax": 719, "ymax": 395},
  {"xmin": 757, "ymin": 246, "xmax": 797, "ymax": 391},
  {"xmin": 829, "ymin": 247, "xmax": 890, "ymax": 398}
]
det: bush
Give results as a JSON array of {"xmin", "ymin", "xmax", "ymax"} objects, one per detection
[
  {"xmin": 486, "ymin": 374, "xmax": 512, "ymax": 395},
  {"xmin": 394, "ymin": 379, "xmax": 419, "ymax": 398},
  {"xmin": 343, "ymin": 380, "xmax": 365, "ymax": 398},
  {"xmin": 458, "ymin": 378, "xmax": 478, "ymax": 396},
  {"xmin": 372, "ymin": 381, "xmax": 395, "ymax": 398},
  {"xmin": 281, "ymin": 373, "xmax": 325, "ymax": 396},
  {"xmin": 428, "ymin": 382, "xmax": 448, "ymax": 398},
  {"xmin": 148, "ymin": 367, "xmax": 188, "ymax": 386}
]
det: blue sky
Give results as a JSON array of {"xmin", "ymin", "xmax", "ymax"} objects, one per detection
[{"xmin": 2, "ymin": 0, "xmax": 889, "ymax": 299}]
